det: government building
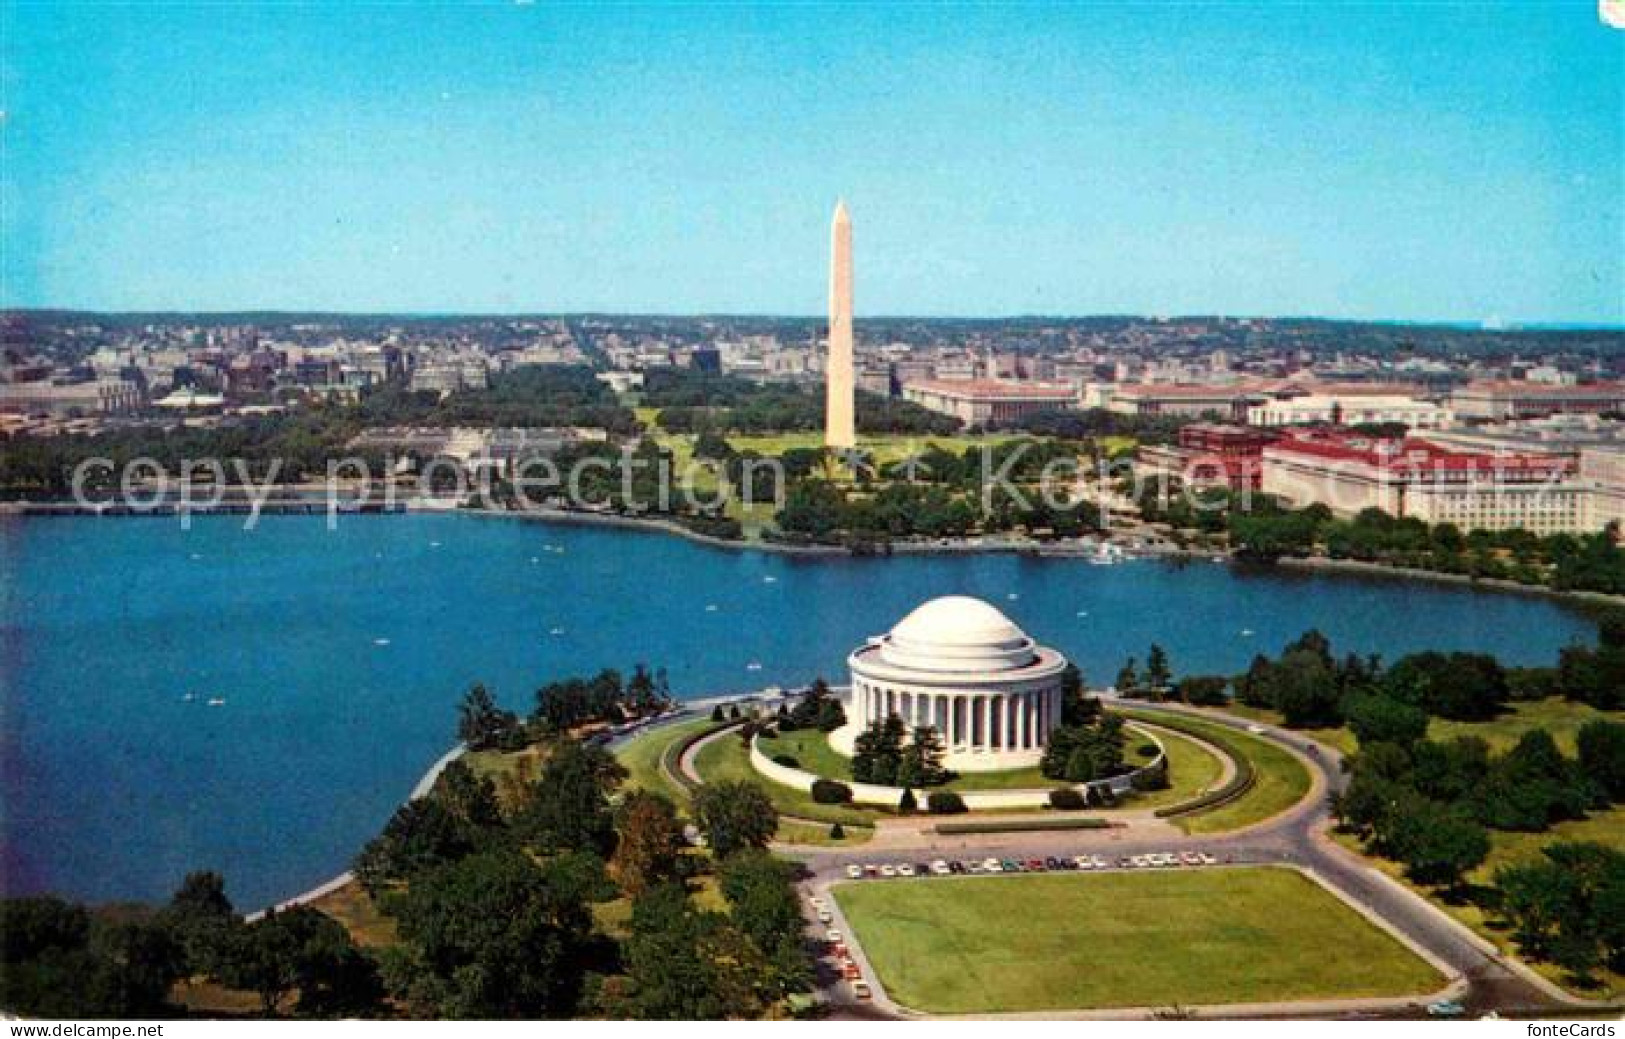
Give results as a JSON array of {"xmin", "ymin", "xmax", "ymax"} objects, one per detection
[{"xmin": 831, "ymin": 596, "xmax": 1067, "ymax": 772}]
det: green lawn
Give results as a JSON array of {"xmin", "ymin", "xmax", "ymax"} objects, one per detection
[
  {"xmin": 1428, "ymin": 697, "xmax": 1621, "ymax": 754},
  {"xmin": 833, "ymin": 868, "xmax": 1442, "ymax": 1013},
  {"xmin": 614, "ymin": 716, "xmax": 716, "ymax": 804},
  {"xmin": 755, "ymin": 722, "xmax": 1167, "ymax": 794},
  {"xmin": 1117, "ymin": 710, "xmax": 1315, "ymax": 833},
  {"xmin": 691, "ymin": 727, "xmax": 879, "ymax": 827},
  {"xmin": 1218, "ymin": 703, "xmax": 1359, "ymax": 757},
  {"xmin": 1125, "ymin": 723, "xmax": 1227, "ymax": 810}
]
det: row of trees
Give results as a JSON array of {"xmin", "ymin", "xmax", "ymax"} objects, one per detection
[{"xmin": 457, "ymin": 666, "xmax": 676, "ymax": 753}]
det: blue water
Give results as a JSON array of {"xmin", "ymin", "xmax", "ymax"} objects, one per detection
[{"xmin": 0, "ymin": 513, "xmax": 1597, "ymax": 908}]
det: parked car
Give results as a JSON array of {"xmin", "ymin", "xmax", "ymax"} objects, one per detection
[
  {"xmin": 1072, "ymin": 855, "xmax": 1093, "ymax": 870},
  {"xmin": 845, "ymin": 864, "xmax": 863, "ymax": 879},
  {"xmin": 852, "ymin": 981, "xmax": 872, "ymax": 1000},
  {"xmin": 1001, "ymin": 859, "xmax": 1019, "ymax": 872},
  {"xmin": 896, "ymin": 863, "xmax": 915, "ymax": 877},
  {"xmin": 1130, "ymin": 855, "xmax": 1150, "ymax": 868},
  {"xmin": 1199, "ymin": 852, "xmax": 1217, "ymax": 866},
  {"xmin": 817, "ymin": 910, "xmax": 833, "ymax": 923},
  {"xmin": 1181, "ymin": 852, "xmax": 1202, "ymax": 866},
  {"xmin": 930, "ymin": 859, "xmax": 950, "ymax": 875},
  {"xmin": 1427, "ymin": 1001, "xmax": 1466, "ymax": 1018},
  {"xmin": 880, "ymin": 864, "xmax": 897, "ymax": 878},
  {"xmin": 1092, "ymin": 855, "xmax": 1109, "ymax": 869},
  {"xmin": 841, "ymin": 962, "xmax": 861, "ymax": 980},
  {"xmin": 984, "ymin": 858, "xmax": 1003, "ymax": 872},
  {"xmin": 863, "ymin": 864, "xmax": 879, "ymax": 877},
  {"xmin": 826, "ymin": 929, "xmax": 843, "ymax": 943}
]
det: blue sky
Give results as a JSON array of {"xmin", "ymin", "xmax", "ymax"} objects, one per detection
[{"xmin": 1, "ymin": 1, "xmax": 1620, "ymax": 322}]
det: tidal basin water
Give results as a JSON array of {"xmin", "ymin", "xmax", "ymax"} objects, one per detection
[{"xmin": 0, "ymin": 512, "xmax": 1598, "ymax": 907}]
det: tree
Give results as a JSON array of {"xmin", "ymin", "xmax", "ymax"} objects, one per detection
[
  {"xmin": 1343, "ymin": 694, "xmax": 1429, "ymax": 748},
  {"xmin": 1269, "ymin": 649, "xmax": 1342, "ymax": 728},
  {"xmin": 161, "ymin": 870, "xmax": 238, "ymax": 976},
  {"xmin": 1174, "ymin": 675, "xmax": 1229, "ymax": 707},
  {"xmin": 436, "ymin": 759, "xmax": 504, "ymax": 830},
  {"xmin": 0, "ymin": 897, "xmax": 183, "ymax": 1018},
  {"xmin": 1386, "ymin": 798, "xmax": 1490, "ymax": 888},
  {"xmin": 1496, "ymin": 842, "xmax": 1625, "ymax": 977},
  {"xmin": 1114, "ymin": 657, "xmax": 1140, "ymax": 697},
  {"xmin": 710, "ymin": 704, "xmax": 726, "ymax": 723},
  {"xmin": 1383, "ymin": 651, "xmax": 1508, "ymax": 721},
  {"xmin": 898, "ymin": 787, "xmax": 918, "ymax": 814},
  {"xmin": 900, "ymin": 725, "xmax": 949, "ymax": 787},
  {"xmin": 513, "ymin": 738, "xmax": 627, "ymax": 856},
  {"xmin": 221, "ymin": 907, "xmax": 383, "ymax": 1018},
  {"xmin": 1144, "ymin": 644, "xmax": 1172, "ymax": 696},
  {"xmin": 828, "ymin": 822, "xmax": 845, "ymax": 840},
  {"xmin": 691, "ymin": 781, "xmax": 778, "ymax": 858},
  {"xmin": 354, "ymin": 798, "xmax": 477, "ymax": 895},
  {"xmin": 1577, "ymin": 719, "xmax": 1625, "ymax": 803},
  {"xmin": 926, "ymin": 790, "xmax": 967, "ymax": 814},
  {"xmin": 618, "ymin": 884, "xmax": 772, "ymax": 1020},
  {"xmin": 385, "ymin": 849, "xmax": 598, "ymax": 1018},
  {"xmin": 609, "ymin": 791, "xmax": 686, "ymax": 898},
  {"xmin": 717, "ymin": 851, "xmax": 813, "ymax": 997},
  {"xmin": 457, "ymin": 683, "xmax": 523, "ymax": 752}
]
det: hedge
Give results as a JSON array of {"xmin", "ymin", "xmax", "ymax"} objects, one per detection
[
  {"xmin": 1048, "ymin": 787, "xmax": 1087, "ymax": 810},
  {"xmin": 934, "ymin": 818, "xmax": 1112, "ymax": 835},
  {"xmin": 1115, "ymin": 712, "xmax": 1260, "ymax": 819},
  {"xmin": 811, "ymin": 778, "xmax": 853, "ymax": 804}
]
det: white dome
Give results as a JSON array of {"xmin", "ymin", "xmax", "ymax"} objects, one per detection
[{"xmin": 877, "ymin": 595, "xmax": 1039, "ymax": 673}]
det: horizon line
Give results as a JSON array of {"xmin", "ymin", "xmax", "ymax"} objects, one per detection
[{"xmin": 3, "ymin": 306, "xmax": 1622, "ymax": 333}]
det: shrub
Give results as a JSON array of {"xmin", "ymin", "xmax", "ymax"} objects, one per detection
[
  {"xmin": 1137, "ymin": 742, "xmax": 1159, "ymax": 757},
  {"xmin": 772, "ymin": 754, "xmax": 800, "ymax": 768},
  {"xmin": 828, "ymin": 822, "xmax": 845, "ymax": 840},
  {"xmin": 1131, "ymin": 760, "xmax": 1170, "ymax": 791},
  {"xmin": 710, "ymin": 705, "xmax": 726, "ymax": 722},
  {"xmin": 810, "ymin": 779, "xmax": 853, "ymax": 805},
  {"xmin": 899, "ymin": 788, "xmax": 918, "ymax": 814},
  {"xmin": 1048, "ymin": 787, "xmax": 1088, "ymax": 810},
  {"xmin": 926, "ymin": 790, "xmax": 967, "ymax": 815}
]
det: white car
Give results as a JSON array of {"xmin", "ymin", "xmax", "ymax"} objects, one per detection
[
  {"xmin": 930, "ymin": 859, "xmax": 950, "ymax": 876},
  {"xmin": 1072, "ymin": 855, "xmax": 1093, "ymax": 870},
  {"xmin": 1130, "ymin": 855, "xmax": 1150, "ymax": 868},
  {"xmin": 1199, "ymin": 852, "xmax": 1218, "ymax": 866},
  {"xmin": 880, "ymin": 864, "xmax": 897, "ymax": 878},
  {"xmin": 817, "ymin": 910, "xmax": 833, "ymax": 923},
  {"xmin": 1091, "ymin": 855, "xmax": 1109, "ymax": 869},
  {"xmin": 845, "ymin": 864, "xmax": 863, "ymax": 880},
  {"xmin": 983, "ymin": 857, "xmax": 1003, "ymax": 873},
  {"xmin": 1181, "ymin": 852, "xmax": 1202, "ymax": 866},
  {"xmin": 897, "ymin": 863, "xmax": 916, "ymax": 877},
  {"xmin": 826, "ymin": 929, "xmax": 843, "ymax": 943},
  {"xmin": 1247, "ymin": 724, "xmax": 1267, "ymax": 734}
]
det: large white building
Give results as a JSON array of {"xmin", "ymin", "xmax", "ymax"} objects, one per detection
[
  {"xmin": 832, "ymin": 596, "xmax": 1066, "ymax": 772},
  {"xmin": 1246, "ymin": 393, "xmax": 1452, "ymax": 430}
]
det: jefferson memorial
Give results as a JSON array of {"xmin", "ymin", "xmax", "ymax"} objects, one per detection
[{"xmin": 831, "ymin": 596, "xmax": 1068, "ymax": 772}]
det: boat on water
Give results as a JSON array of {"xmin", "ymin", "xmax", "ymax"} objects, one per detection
[
  {"xmin": 206, "ymin": 698, "xmax": 226, "ymax": 707},
  {"xmin": 373, "ymin": 638, "xmax": 391, "ymax": 646}
]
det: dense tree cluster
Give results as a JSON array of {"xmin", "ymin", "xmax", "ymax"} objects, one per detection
[
  {"xmin": 643, "ymin": 371, "xmax": 958, "ymax": 436},
  {"xmin": 849, "ymin": 715, "xmax": 950, "ymax": 787},
  {"xmin": 530, "ymin": 665, "xmax": 673, "ymax": 734},
  {"xmin": 1039, "ymin": 712, "xmax": 1127, "ymax": 783},
  {"xmin": 1495, "ymin": 842, "xmax": 1625, "ymax": 980},
  {"xmin": 777, "ymin": 678, "xmax": 846, "ymax": 733}
]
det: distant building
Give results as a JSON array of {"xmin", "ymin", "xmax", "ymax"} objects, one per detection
[
  {"xmin": 1261, "ymin": 431, "xmax": 1585, "ymax": 534},
  {"xmin": 0, "ymin": 378, "xmax": 145, "ymax": 418},
  {"xmin": 1106, "ymin": 384, "xmax": 1258, "ymax": 420},
  {"xmin": 1246, "ymin": 393, "xmax": 1452, "ymax": 429},
  {"xmin": 1138, "ymin": 423, "xmax": 1279, "ymax": 490},
  {"xmin": 1451, "ymin": 381, "xmax": 1625, "ymax": 421},
  {"xmin": 901, "ymin": 379, "xmax": 1076, "ymax": 426}
]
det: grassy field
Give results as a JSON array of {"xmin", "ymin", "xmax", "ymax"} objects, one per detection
[
  {"xmin": 756, "ymin": 722, "xmax": 1165, "ymax": 794},
  {"xmin": 1117, "ymin": 710, "xmax": 1315, "ymax": 833},
  {"xmin": 1335, "ymin": 805, "xmax": 1625, "ymax": 1000},
  {"xmin": 1125, "ymin": 723, "xmax": 1227, "ymax": 810},
  {"xmin": 1218, "ymin": 703, "xmax": 1359, "ymax": 757},
  {"xmin": 833, "ymin": 868, "xmax": 1442, "ymax": 1013},
  {"xmin": 613, "ymin": 716, "xmax": 717, "ymax": 804},
  {"xmin": 1428, "ymin": 697, "xmax": 1621, "ymax": 753},
  {"xmin": 691, "ymin": 726, "xmax": 880, "ymax": 827}
]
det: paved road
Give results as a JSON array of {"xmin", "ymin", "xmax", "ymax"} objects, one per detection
[{"xmin": 785, "ymin": 700, "xmax": 1598, "ymax": 1020}]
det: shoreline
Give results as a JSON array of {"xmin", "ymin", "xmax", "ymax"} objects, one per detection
[{"xmin": 9, "ymin": 497, "xmax": 1618, "ymax": 610}]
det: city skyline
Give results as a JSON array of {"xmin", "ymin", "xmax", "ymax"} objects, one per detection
[{"xmin": 3, "ymin": 2, "xmax": 1622, "ymax": 323}]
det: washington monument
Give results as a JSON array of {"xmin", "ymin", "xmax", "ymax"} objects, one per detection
[{"xmin": 824, "ymin": 199, "xmax": 856, "ymax": 449}]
